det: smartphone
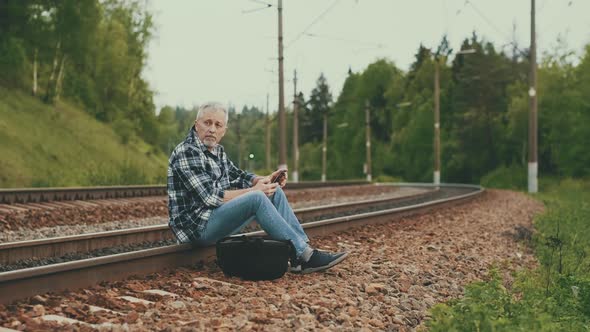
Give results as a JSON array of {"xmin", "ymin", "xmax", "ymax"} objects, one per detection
[{"xmin": 271, "ymin": 170, "xmax": 287, "ymax": 183}]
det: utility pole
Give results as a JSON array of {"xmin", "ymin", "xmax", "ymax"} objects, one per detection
[
  {"xmin": 431, "ymin": 48, "xmax": 474, "ymax": 185},
  {"xmin": 365, "ymin": 100, "xmax": 372, "ymax": 182},
  {"xmin": 236, "ymin": 113, "xmax": 242, "ymax": 169},
  {"xmin": 292, "ymin": 69, "xmax": 300, "ymax": 182},
  {"xmin": 321, "ymin": 111, "xmax": 328, "ymax": 182},
  {"xmin": 265, "ymin": 93, "xmax": 271, "ymax": 171},
  {"xmin": 433, "ymin": 57, "xmax": 441, "ymax": 185},
  {"xmin": 528, "ymin": 0, "xmax": 538, "ymax": 193},
  {"xmin": 277, "ymin": 0, "xmax": 287, "ymax": 170}
]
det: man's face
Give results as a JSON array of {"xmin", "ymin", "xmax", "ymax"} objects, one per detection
[{"xmin": 195, "ymin": 111, "xmax": 227, "ymax": 150}]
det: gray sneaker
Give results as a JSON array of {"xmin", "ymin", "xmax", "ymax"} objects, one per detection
[{"xmin": 292, "ymin": 250, "xmax": 348, "ymax": 274}]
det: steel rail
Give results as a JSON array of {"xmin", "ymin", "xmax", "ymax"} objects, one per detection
[
  {"xmin": 0, "ymin": 184, "xmax": 483, "ymax": 304},
  {"xmin": 0, "ymin": 188, "xmax": 436, "ymax": 265},
  {"xmin": 0, "ymin": 181, "xmax": 369, "ymax": 204}
]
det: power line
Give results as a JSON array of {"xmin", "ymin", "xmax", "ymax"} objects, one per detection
[
  {"xmin": 442, "ymin": 0, "xmax": 450, "ymax": 35},
  {"xmin": 242, "ymin": 6, "xmax": 271, "ymax": 14},
  {"xmin": 303, "ymin": 32, "xmax": 386, "ymax": 48},
  {"xmin": 539, "ymin": 1, "xmax": 575, "ymax": 36},
  {"xmin": 538, "ymin": 0, "xmax": 549, "ymax": 13},
  {"xmin": 465, "ymin": 0, "xmax": 579, "ymax": 57},
  {"xmin": 285, "ymin": 0, "xmax": 342, "ymax": 48},
  {"xmin": 466, "ymin": 0, "xmax": 512, "ymax": 41},
  {"xmin": 455, "ymin": 0, "xmax": 469, "ymax": 16},
  {"xmin": 464, "ymin": 1, "xmax": 529, "ymax": 57},
  {"xmin": 249, "ymin": 0, "xmax": 272, "ymax": 6},
  {"xmin": 439, "ymin": 0, "xmax": 469, "ymax": 44},
  {"xmin": 241, "ymin": 0, "xmax": 272, "ymax": 14}
]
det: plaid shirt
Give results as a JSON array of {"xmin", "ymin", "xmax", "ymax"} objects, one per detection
[{"xmin": 167, "ymin": 126, "xmax": 256, "ymax": 242}]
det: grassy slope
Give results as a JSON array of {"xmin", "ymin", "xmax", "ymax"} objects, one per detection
[{"xmin": 0, "ymin": 87, "xmax": 167, "ymax": 187}]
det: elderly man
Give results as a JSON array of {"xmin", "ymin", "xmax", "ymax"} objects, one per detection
[{"xmin": 167, "ymin": 102, "xmax": 347, "ymax": 274}]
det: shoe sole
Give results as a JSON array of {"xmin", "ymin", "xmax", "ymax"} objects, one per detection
[{"xmin": 299, "ymin": 252, "xmax": 349, "ymax": 274}]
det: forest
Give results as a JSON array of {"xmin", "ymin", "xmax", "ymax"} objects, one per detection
[
  {"xmin": 1, "ymin": 0, "xmax": 589, "ymax": 187},
  {"xmin": 1, "ymin": 0, "xmax": 159, "ymax": 150},
  {"xmin": 162, "ymin": 36, "xmax": 590, "ymax": 186}
]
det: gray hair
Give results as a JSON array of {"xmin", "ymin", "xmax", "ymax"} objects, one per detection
[{"xmin": 196, "ymin": 102, "xmax": 229, "ymax": 125}]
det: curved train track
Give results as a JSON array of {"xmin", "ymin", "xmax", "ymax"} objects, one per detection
[
  {"xmin": 0, "ymin": 181, "xmax": 369, "ymax": 204},
  {"xmin": 0, "ymin": 183, "xmax": 483, "ymax": 304}
]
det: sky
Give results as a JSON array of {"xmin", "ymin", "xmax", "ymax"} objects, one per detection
[{"xmin": 144, "ymin": 0, "xmax": 590, "ymax": 113}]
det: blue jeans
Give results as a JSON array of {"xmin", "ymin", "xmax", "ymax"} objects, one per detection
[{"xmin": 194, "ymin": 187, "xmax": 311, "ymax": 258}]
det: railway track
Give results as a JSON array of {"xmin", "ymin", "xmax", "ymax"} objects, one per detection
[
  {"xmin": 0, "ymin": 186, "xmax": 437, "ymax": 267},
  {"xmin": 0, "ymin": 184, "xmax": 483, "ymax": 305},
  {"xmin": 0, "ymin": 180, "xmax": 368, "ymax": 204}
]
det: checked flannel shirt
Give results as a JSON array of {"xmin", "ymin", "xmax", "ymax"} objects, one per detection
[{"xmin": 167, "ymin": 126, "xmax": 256, "ymax": 242}]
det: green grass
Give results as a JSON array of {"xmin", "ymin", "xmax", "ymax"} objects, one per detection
[
  {"xmin": 0, "ymin": 87, "xmax": 167, "ymax": 187},
  {"xmin": 426, "ymin": 178, "xmax": 590, "ymax": 331}
]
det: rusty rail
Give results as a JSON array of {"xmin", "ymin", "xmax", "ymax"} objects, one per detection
[
  {"xmin": 0, "ymin": 181, "xmax": 368, "ymax": 204},
  {"xmin": 0, "ymin": 188, "xmax": 435, "ymax": 265}
]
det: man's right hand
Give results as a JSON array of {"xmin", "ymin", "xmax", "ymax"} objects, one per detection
[
  {"xmin": 252, "ymin": 176, "xmax": 279, "ymax": 197},
  {"xmin": 269, "ymin": 169, "xmax": 287, "ymax": 187}
]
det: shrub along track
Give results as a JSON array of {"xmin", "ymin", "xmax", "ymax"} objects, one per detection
[{"xmin": 0, "ymin": 186, "xmax": 545, "ymax": 331}]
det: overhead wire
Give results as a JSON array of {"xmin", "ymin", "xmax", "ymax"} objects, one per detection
[
  {"xmin": 249, "ymin": 0, "xmax": 272, "ymax": 6},
  {"xmin": 285, "ymin": 0, "xmax": 342, "ymax": 48},
  {"xmin": 539, "ymin": 1, "xmax": 575, "ymax": 37},
  {"xmin": 466, "ymin": 0, "xmax": 579, "ymax": 57},
  {"xmin": 443, "ymin": 0, "xmax": 449, "ymax": 35},
  {"xmin": 466, "ymin": 0, "xmax": 513, "ymax": 41},
  {"xmin": 241, "ymin": 0, "xmax": 272, "ymax": 14},
  {"xmin": 242, "ymin": 6, "xmax": 272, "ymax": 14},
  {"xmin": 303, "ymin": 32, "xmax": 387, "ymax": 48},
  {"xmin": 465, "ymin": 0, "xmax": 529, "ymax": 56},
  {"xmin": 438, "ymin": 0, "xmax": 468, "ymax": 49},
  {"xmin": 455, "ymin": 0, "xmax": 469, "ymax": 17},
  {"xmin": 241, "ymin": 0, "xmax": 276, "ymax": 108},
  {"xmin": 538, "ymin": 0, "xmax": 549, "ymax": 13}
]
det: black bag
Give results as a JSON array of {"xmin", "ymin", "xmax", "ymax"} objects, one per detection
[{"xmin": 216, "ymin": 235, "xmax": 293, "ymax": 280}]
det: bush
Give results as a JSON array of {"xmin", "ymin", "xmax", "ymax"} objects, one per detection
[
  {"xmin": 112, "ymin": 118, "xmax": 137, "ymax": 145},
  {"xmin": 299, "ymin": 143, "xmax": 322, "ymax": 180},
  {"xmin": 0, "ymin": 37, "xmax": 27, "ymax": 88},
  {"xmin": 427, "ymin": 179, "xmax": 590, "ymax": 331},
  {"xmin": 428, "ymin": 270, "xmax": 558, "ymax": 331},
  {"xmin": 480, "ymin": 164, "xmax": 527, "ymax": 190},
  {"xmin": 373, "ymin": 174, "xmax": 401, "ymax": 183},
  {"xmin": 83, "ymin": 161, "xmax": 149, "ymax": 186}
]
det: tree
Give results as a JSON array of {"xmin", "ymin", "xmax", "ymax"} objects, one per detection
[
  {"xmin": 446, "ymin": 33, "xmax": 515, "ymax": 182},
  {"xmin": 535, "ymin": 44, "xmax": 590, "ymax": 177},
  {"xmin": 304, "ymin": 73, "xmax": 333, "ymax": 143},
  {"xmin": 327, "ymin": 71, "xmax": 363, "ymax": 179}
]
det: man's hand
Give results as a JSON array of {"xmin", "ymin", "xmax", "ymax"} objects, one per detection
[
  {"xmin": 252, "ymin": 176, "xmax": 279, "ymax": 197},
  {"xmin": 269, "ymin": 169, "xmax": 287, "ymax": 188}
]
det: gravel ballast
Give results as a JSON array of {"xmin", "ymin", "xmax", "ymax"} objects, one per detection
[{"xmin": 0, "ymin": 189, "xmax": 544, "ymax": 331}]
